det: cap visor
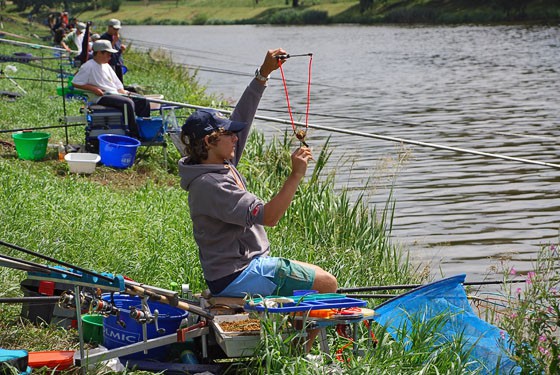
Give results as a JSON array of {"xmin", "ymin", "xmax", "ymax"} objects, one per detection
[{"xmin": 225, "ymin": 120, "xmax": 246, "ymax": 133}]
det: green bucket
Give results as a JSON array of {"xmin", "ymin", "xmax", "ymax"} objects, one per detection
[
  {"xmin": 82, "ymin": 314, "xmax": 104, "ymax": 344},
  {"xmin": 11, "ymin": 132, "xmax": 50, "ymax": 160}
]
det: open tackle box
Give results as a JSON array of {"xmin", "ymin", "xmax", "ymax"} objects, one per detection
[{"xmin": 243, "ymin": 293, "xmax": 368, "ymax": 313}]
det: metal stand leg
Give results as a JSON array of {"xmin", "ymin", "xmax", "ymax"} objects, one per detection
[
  {"xmin": 352, "ymin": 322, "xmax": 358, "ymax": 354},
  {"xmin": 74, "ymin": 285, "xmax": 86, "ymax": 375},
  {"xmin": 318, "ymin": 328, "xmax": 329, "ymax": 353},
  {"xmin": 163, "ymin": 141, "xmax": 168, "ymax": 171}
]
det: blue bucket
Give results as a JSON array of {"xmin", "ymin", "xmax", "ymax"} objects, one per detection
[
  {"xmin": 98, "ymin": 134, "xmax": 141, "ymax": 169},
  {"xmin": 102, "ymin": 294, "xmax": 188, "ymax": 361}
]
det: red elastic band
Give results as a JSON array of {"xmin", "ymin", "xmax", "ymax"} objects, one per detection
[{"xmin": 278, "ymin": 55, "xmax": 313, "ymax": 140}]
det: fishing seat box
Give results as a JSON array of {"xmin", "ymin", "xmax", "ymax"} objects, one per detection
[
  {"xmin": 85, "ymin": 104, "xmax": 127, "ymax": 153},
  {"xmin": 19, "ymin": 279, "xmax": 76, "ymax": 328}
]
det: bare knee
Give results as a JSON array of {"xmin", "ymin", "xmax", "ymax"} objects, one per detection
[{"xmin": 312, "ymin": 269, "xmax": 337, "ymax": 293}]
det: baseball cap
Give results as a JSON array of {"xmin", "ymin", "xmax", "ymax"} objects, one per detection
[
  {"xmin": 92, "ymin": 40, "xmax": 118, "ymax": 53},
  {"xmin": 182, "ymin": 109, "xmax": 246, "ymax": 140},
  {"xmin": 108, "ymin": 18, "xmax": 121, "ymax": 29},
  {"xmin": 76, "ymin": 22, "xmax": 86, "ymax": 31}
]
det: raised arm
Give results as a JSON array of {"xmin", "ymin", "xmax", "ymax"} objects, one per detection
[{"xmin": 230, "ymin": 48, "xmax": 287, "ymax": 165}]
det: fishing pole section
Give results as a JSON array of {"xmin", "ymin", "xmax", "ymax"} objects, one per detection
[{"xmin": 122, "ymin": 91, "xmax": 560, "ymax": 170}]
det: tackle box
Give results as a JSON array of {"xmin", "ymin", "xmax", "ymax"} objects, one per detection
[
  {"xmin": 211, "ymin": 314, "xmax": 261, "ymax": 357},
  {"xmin": 85, "ymin": 105, "xmax": 127, "ymax": 153},
  {"xmin": 211, "ymin": 314, "xmax": 298, "ymax": 357},
  {"xmin": 244, "ymin": 293, "xmax": 367, "ymax": 313}
]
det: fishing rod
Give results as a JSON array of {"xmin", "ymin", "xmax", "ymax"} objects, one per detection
[
  {"xmin": 338, "ymin": 278, "xmax": 527, "ymax": 293},
  {"xmin": 0, "ymin": 240, "xmax": 114, "ymax": 282},
  {"xmin": 132, "ymin": 94, "xmax": 560, "ymax": 170},
  {"xmin": 0, "ymin": 240, "xmax": 214, "ymax": 319},
  {"xmin": 0, "ymin": 75, "xmax": 61, "ymax": 84},
  {"xmin": 247, "ymin": 106, "xmax": 558, "ymax": 143},
  {"xmin": 344, "ymin": 293, "xmax": 398, "ymax": 299},
  {"xmin": 0, "ymin": 66, "xmax": 26, "ymax": 94},
  {"xmin": 0, "ymin": 38, "xmax": 75, "ymax": 53},
  {"xmin": 125, "ymin": 282, "xmax": 214, "ymax": 320},
  {"xmin": 0, "ymin": 253, "xmax": 82, "ymax": 277},
  {"xmin": 0, "ymin": 296, "xmax": 60, "ymax": 304},
  {"xmin": 0, "ymin": 123, "xmax": 84, "ymax": 134}
]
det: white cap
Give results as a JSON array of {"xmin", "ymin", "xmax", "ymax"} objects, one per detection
[
  {"xmin": 92, "ymin": 40, "xmax": 118, "ymax": 53},
  {"xmin": 108, "ymin": 18, "xmax": 121, "ymax": 29}
]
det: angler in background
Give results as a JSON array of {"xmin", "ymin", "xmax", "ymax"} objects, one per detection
[
  {"xmin": 178, "ymin": 48, "xmax": 337, "ymax": 353},
  {"xmin": 87, "ymin": 33, "xmax": 101, "ymax": 60},
  {"xmin": 60, "ymin": 22, "xmax": 86, "ymax": 54},
  {"xmin": 71, "ymin": 40, "xmax": 149, "ymax": 138},
  {"xmin": 100, "ymin": 18, "xmax": 126, "ymax": 83}
]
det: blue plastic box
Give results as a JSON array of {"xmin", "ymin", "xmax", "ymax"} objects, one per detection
[{"xmin": 244, "ymin": 293, "xmax": 367, "ymax": 313}]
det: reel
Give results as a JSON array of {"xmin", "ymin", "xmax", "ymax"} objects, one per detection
[{"xmin": 130, "ymin": 297, "xmax": 166, "ymax": 334}]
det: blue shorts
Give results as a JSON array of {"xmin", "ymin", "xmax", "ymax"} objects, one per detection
[{"xmin": 215, "ymin": 257, "xmax": 315, "ymax": 298}]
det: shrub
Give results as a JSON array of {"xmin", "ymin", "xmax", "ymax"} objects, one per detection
[
  {"xmin": 268, "ymin": 8, "xmax": 303, "ymax": 24},
  {"xmin": 192, "ymin": 13, "xmax": 208, "ymax": 25},
  {"xmin": 302, "ymin": 9, "xmax": 329, "ymax": 24}
]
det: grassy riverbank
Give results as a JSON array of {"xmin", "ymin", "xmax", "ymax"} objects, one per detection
[{"xmin": 5, "ymin": 0, "xmax": 560, "ymax": 26}]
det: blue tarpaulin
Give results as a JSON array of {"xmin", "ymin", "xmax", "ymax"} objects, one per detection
[{"xmin": 374, "ymin": 274, "xmax": 520, "ymax": 374}]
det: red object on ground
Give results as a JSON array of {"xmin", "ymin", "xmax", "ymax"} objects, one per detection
[
  {"xmin": 28, "ymin": 351, "xmax": 74, "ymax": 371},
  {"xmin": 38, "ymin": 281, "xmax": 55, "ymax": 296}
]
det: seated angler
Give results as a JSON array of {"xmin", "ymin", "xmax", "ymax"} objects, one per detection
[
  {"xmin": 71, "ymin": 40, "xmax": 149, "ymax": 138},
  {"xmin": 179, "ymin": 48, "xmax": 338, "ymax": 353}
]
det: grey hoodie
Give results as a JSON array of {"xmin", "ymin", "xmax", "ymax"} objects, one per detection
[{"xmin": 178, "ymin": 79, "xmax": 270, "ymax": 282}]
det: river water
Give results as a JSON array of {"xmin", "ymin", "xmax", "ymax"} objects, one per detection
[{"xmin": 124, "ymin": 25, "xmax": 560, "ymax": 280}]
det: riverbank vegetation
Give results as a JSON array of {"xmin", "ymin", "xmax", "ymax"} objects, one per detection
[{"xmin": 5, "ymin": 0, "xmax": 560, "ymax": 26}]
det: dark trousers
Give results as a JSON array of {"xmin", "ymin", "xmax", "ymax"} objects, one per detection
[
  {"xmin": 97, "ymin": 95, "xmax": 150, "ymax": 138},
  {"xmin": 112, "ymin": 64, "xmax": 124, "ymax": 84}
]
